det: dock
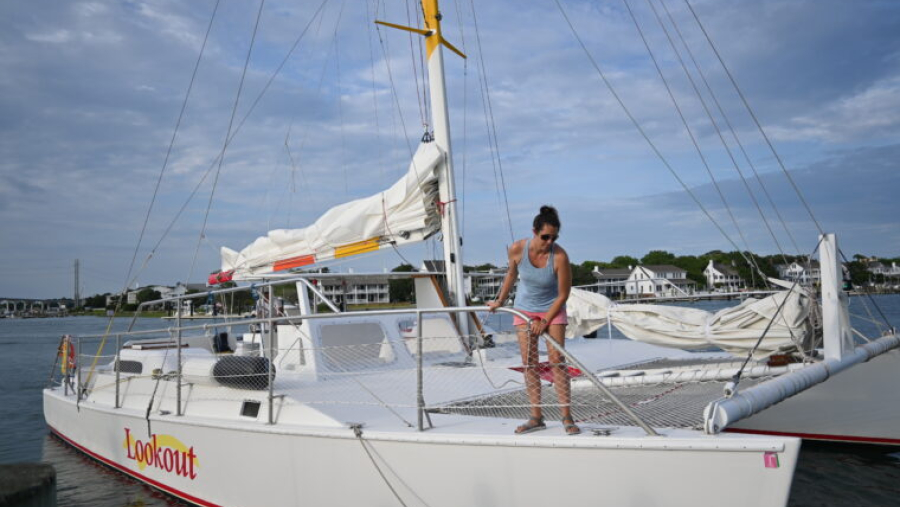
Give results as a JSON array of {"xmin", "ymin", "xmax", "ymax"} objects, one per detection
[{"xmin": 0, "ymin": 463, "xmax": 56, "ymax": 507}]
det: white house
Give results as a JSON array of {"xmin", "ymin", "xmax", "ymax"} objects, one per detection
[
  {"xmin": 589, "ymin": 267, "xmax": 631, "ymax": 298},
  {"xmin": 703, "ymin": 260, "xmax": 745, "ymax": 292},
  {"xmin": 318, "ymin": 275, "xmax": 390, "ymax": 306},
  {"xmin": 776, "ymin": 261, "xmax": 821, "ymax": 285},
  {"xmin": 626, "ymin": 265, "xmax": 696, "ymax": 297},
  {"xmin": 468, "ymin": 268, "xmax": 507, "ymax": 302},
  {"xmin": 123, "ymin": 285, "xmax": 175, "ymax": 305},
  {"xmin": 867, "ymin": 261, "xmax": 900, "ymax": 287},
  {"xmin": 868, "ymin": 261, "xmax": 900, "ymax": 277}
]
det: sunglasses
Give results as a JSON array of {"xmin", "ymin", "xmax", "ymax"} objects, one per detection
[{"xmin": 539, "ymin": 234, "xmax": 559, "ymax": 242}]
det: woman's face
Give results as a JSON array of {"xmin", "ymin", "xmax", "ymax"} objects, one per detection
[{"xmin": 532, "ymin": 224, "xmax": 559, "ymax": 250}]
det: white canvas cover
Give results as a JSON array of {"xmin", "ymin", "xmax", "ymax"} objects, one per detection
[
  {"xmin": 221, "ymin": 142, "xmax": 444, "ymax": 279},
  {"xmin": 566, "ymin": 287, "xmax": 810, "ymax": 358}
]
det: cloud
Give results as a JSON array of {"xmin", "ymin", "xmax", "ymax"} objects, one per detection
[
  {"xmin": 579, "ymin": 143, "xmax": 900, "ymax": 260},
  {"xmin": 767, "ymin": 76, "xmax": 900, "ymax": 143},
  {"xmin": 24, "ymin": 30, "xmax": 74, "ymax": 44},
  {"xmin": 1, "ymin": 0, "xmax": 899, "ymax": 298}
]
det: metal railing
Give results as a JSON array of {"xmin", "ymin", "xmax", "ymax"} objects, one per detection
[{"xmin": 50, "ymin": 278, "xmax": 658, "ymax": 436}]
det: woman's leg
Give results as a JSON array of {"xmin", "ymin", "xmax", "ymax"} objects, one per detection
[
  {"xmin": 547, "ymin": 324, "xmax": 573, "ymax": 420},
  {"xmin": 517, "ymin": 325, "xmax": 542, "ymax": 419}
]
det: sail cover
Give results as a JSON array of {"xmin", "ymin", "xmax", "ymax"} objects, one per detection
[
  {"xmin": 220, "ymin": 142, "xmax": 444, "ymax": 279},
  {"xmin": 565, "ymin": 287, "xmax": 811, "ymax": 358}
]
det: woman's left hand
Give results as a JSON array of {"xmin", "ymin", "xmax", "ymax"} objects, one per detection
[{"xmin": 529, "ymin": 318, "xmax": 548, "ymax": 337}]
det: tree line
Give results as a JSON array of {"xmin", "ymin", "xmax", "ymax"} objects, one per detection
[{"xmin": 461, "ymin": 250, "xmax": 900, "ymax": 291}]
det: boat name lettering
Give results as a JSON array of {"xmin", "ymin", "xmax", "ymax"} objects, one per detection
[{"xmin": 123, "ymin": 428, "xmax": 199, "ymax": 479}]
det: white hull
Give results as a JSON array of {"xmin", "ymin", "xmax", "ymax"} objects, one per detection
[
  {"xmin": 570, "ymin": 338, "xmax": 900, "ymax": 446},
  {"xmin": 731, "ymin": 348, "xmax": 900, "ymax": 445},
  {"xmin": 44, "ymin": 388, "xmax": 799, "ymax": 507}
]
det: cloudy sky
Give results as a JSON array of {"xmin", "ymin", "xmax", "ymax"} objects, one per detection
[{"xmin": 1, "ymin": 0, "xmax": 899, "ymax": 299}]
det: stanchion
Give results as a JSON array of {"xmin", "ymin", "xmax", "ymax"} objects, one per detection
[
  {"xmin": 115, "ymin": 334, "xmax": 121, "ymax": 409},
  {"xmin": 416, "ymin": 311, "xmax": 424, "ymax": 431},
  {"xmin": 268, "ymin": 284, "xmax": 275, "ymax": 425},
  {"xmin": 176, "ymin": 302, "xmax": 183, "ymax": 416}
]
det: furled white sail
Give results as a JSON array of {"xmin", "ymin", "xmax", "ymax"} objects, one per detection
[
  {"xmin": 220, "ymin": 142, "xmax": 444, "ymax": 279},
  {"xmin": 566, "ymin": 287, "xmax": 811, "ymax": 358}
]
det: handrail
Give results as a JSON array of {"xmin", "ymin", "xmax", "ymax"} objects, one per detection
[{"xmin": 72, "ymin": 302, "xmax": 659, "ymax": 435}]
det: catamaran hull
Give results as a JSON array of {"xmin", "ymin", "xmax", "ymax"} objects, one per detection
[
  {"xmin": 731, "ymin": 348, "xmax": 900, "ymax": 445},
  {"xmin": 45, "ymin": 388, "xmax": 799, "ymax": 507},
  {"xmin": 570, "ymin": 337, "xmax": 900, "ymax": 446}
]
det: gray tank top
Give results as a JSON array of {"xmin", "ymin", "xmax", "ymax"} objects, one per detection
[{"xmin": 513, "ymin": 239, "xmax": 559, "ymax": 312}]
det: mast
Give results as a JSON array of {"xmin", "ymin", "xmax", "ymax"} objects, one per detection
[
  {"xmin": 421, "ymin": 0, "xmax": 467, "ymax": 335},
  {"xmin": 376, "ymin": 1, "xmax": 469, "ymax": 335}
]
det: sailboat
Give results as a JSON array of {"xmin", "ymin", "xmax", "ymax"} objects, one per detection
[{"xmin": 44, "ymin": 1, "xmax": 892, "ymax": 505}]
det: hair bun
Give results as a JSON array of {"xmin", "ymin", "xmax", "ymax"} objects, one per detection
[
  {"xmin": 533, "ymin": 205, "xmax": 561, "ymax": 231},
  {"xmin": 540, "ymin": 205, "xmax": 558, "ymax": 218}
]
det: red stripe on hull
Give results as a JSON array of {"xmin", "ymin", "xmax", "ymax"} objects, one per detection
[
  {"xmin": 726, "ymin": 428, "xmax": 900, "ymax": 446},
  {"xmin": 47, "ymin": 425, "xmax": 222, "ymax": 507}
]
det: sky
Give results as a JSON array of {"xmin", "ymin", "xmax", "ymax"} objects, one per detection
[{"xmin": 1, "ymin": 0, "xmax": 899, "ymax": 299}]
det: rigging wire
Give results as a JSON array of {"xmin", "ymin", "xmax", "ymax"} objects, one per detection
[
  {"xmin": 282, "ymin": 4, "xmax": 338, "ymax": 211},
  {"xmin": 839, "ymin": 248, "xmax": 893, "ymax": 332},
  {"xmin": 452, "ymin": 0, "xmax": 469, "ymax": 238},
  {"xmin": 374, "ymin": 13, "xmax": 423, "ymax": 180},
  {"xmin": 415, "ymin": 1, "xmax": 431, "ymax": 125},
  {"xmin": 333, "ymin": 0, "xmax": 349, "ymax": 197},
  {"xmin": 372, "ymin": 2, "xmax": 435, "ymax": 267},
  {"xmin": 641, "ymin": 0, "xmax": 791, "ymax": 268},
  {"xmin": 469, "ymin": 0, "xmax": 515, "ymax": 244},
  {"xmin": 188, "ymin": 0, "xmax": 268, "ymax": 284},
  {"xmin": 264, "ymin": 7, "xmax": 330, "ymax": 231},
  {"xmin": 124, "ymin": 0, "xmax": 331, "ymax": 291},
  {"xmin": 471, "ymin": 57, "xmax": 505, "ymax": 243},
  {"xmin": 404, "ymin": 0, "xmax": 427, "ymax": 127},
  {"xmin": 658, "ymin": 0, "xmax": 802, "ymax": 256},
  {"xmin": 263, "ymin": 141, "xmax": 288, "ymax": 231},
  {"xmin": 730, "ymin": 238, "xmax": 825, "ymax": 392},
  {"xmin": 123, "ymin": 0, "xmax": 221, "ymax": 292},
  {"xmin": 621, "ymin": 0, "xmax": 765, "ymax": 280},
  {"xmin": 365, "ymin": 0, "xmax": 387, "ymax": 186},
  {"xmin": 552, "ymin": 0, "xmax": 762, "ymax": 277},
  {"xmin": 81, "ymin": 0, "xmax": 223, "ymax": 390},
  {"xmin": 683, "ymin": 0, "xmax": 894, "ymax": 330},
  {"xmin": 682, "ymin": 0, "xmax": 825, "ymax": 237},
  {"xmin": 375, "ymin": 1, "xmax": 405, "ymax": 178}
]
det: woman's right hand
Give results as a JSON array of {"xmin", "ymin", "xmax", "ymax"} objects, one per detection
[{"xmin": 487, "ymin": 300, "xmax": 501, "ymax": 312}]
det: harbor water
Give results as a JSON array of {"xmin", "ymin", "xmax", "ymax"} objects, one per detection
[{"xmin": 1, "ymin": 295, "xmax": 899, "ymax": 506}]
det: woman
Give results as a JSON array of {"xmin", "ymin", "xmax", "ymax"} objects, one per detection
[{"xmin": 487, "ymin": 205, "xmax": 580, "ymax": 435}]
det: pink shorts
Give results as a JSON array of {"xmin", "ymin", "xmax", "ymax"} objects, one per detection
[{"xmin": 513, "ymin": 309, "xmax": 568, "ymax": 327}]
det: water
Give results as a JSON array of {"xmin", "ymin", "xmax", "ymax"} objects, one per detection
[{"xmin": 1, "ymin": 296, "xmax": 899, "ymax": 506}]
